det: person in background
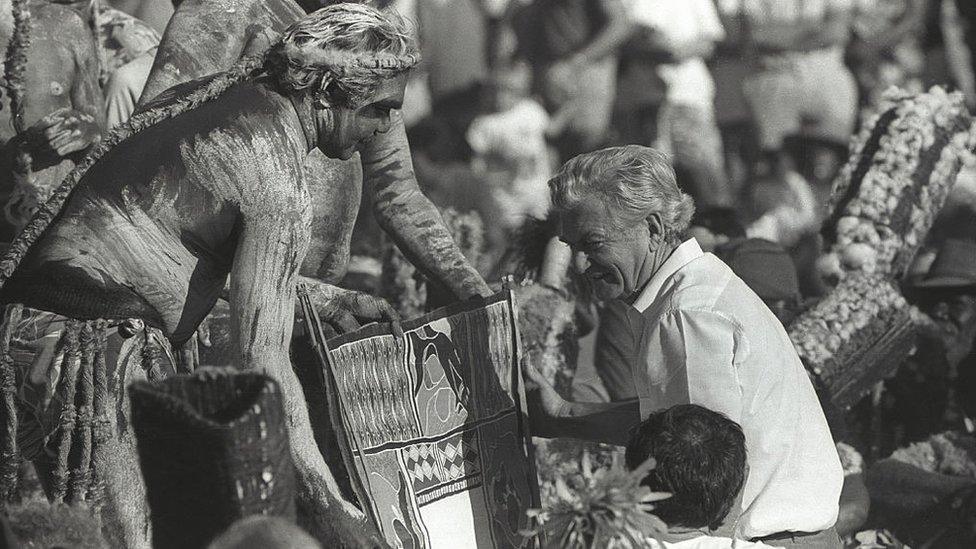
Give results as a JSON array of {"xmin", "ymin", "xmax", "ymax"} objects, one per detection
[
  {"xmin": 513, "ymin": 0, "xmax": 633, "ymax": 161},
  {"xmin": 718, "ymin": 0, "xmax": 859, "ymax": 181},
  {"xmin": 686, "ymin": 206, "xmax": 746, "ymax": 253},
  {"xmin": 0, "ymin": 0, "xmax": 105, "ymax": 246},
  {"xmin": 626, "ymin": 404, "xmax": 783, "ymax": 548},
  {"xmin": 466, "ymin": 60, "xmax": 554, "ymax": 239},
  {"xmin": 95, "ymin": 3, "xmax": 163, "ymax": 128},
  {"xmin": 714, "ymin": 237, "xmax": 802, "ymax": 325},
  {"xmin": 626, "ymin": 0, "xmax": 730, "ymax": 207},
  {"xmin": 888, "ymin": 238, "xmax": 976, "ymax": 444}
]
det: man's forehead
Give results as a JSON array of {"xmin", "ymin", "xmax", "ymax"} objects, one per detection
[
  {"xmin": 558, "ymin": 201, "xmax": 613, "ymax": 240},
  {"xmin": 366, "ymin": 74, "xmax": 408, "ymax": 106},
  {"xmin": 298, "ymin": 0, "xmax": 393, "ymax": 13}
]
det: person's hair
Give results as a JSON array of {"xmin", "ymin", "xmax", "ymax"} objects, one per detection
[
  {"xmin": 549, "ymin": 145, "xmax": 695, "ymax": 245},
  {"xmin": 690, "ymin": 207, "xmax": 745, "ymax": 239},
  {"xmin": 264, "ymin": 3, "xmax": 419, "ymax": 109},
  {"xmin": 296, "ymin": 0, "xmax": 395, "ymax": 14},
  {"xmin": 625, "ymin": 404, "xmax": 747, "ymax": 531}
]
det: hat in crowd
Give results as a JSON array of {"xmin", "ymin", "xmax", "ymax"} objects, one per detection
[
  {"xmin": 912, "ymin": 238, "xmax": 976, "ymax": 289},
  {"xmin": 716, "ymin": 238, "xmax": 800, "ymax": 302}
]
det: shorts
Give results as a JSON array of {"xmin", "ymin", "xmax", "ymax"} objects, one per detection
[{"xmin": 743, "ymin": 49, "xmax": 858, "ymax": 151}]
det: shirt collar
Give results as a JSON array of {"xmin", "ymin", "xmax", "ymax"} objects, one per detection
[{"xmin": 629, "ymin": 238, "xmax": 704, "ymax": 313}]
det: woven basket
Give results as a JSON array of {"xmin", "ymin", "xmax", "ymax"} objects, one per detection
[{"xmin": 130, "ymin": 369, "xmax": 296, "ymax": 549}]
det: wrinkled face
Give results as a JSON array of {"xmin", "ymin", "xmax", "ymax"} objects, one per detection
[
  {"xmin": 920, "ymin": 290, "xmax": 976, "ymax": 367},
  {"xmin": 557, "ymin": 195, "xmax": 653, "ymax": 301},
  {"xmin": 317, "ymin": 74, "xmax": 407, "ymax": 160}
]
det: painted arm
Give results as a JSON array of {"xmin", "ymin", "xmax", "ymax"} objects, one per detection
[
  {"xmin": 362, "ymin": 113, "xmax": 492, "ymax": 301},
  {"xmin": 229, "ymin": 198, "xmax": 385, "ymax": 547}
]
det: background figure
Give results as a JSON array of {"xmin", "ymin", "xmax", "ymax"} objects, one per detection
[
  {"xmin": 628, "ymin": 0, "xmax": 730, "ymax": 207},
  {"xmin": 466, "ymin": 59, "xmax": 554, "ymax": 269},
  {"xmin": 513, "ymin": 0, "xmax": 632, "ymax": 161},
  {"xmin": 887, "ymin": 238, "xmax": 976, "ymax": 447},
  {"xmin": 721, "ymin": 0, "xmax": 859, "ymax": 179},
  {"xmin": 0, "ymin": 0, "xmax": 105, "ymax": 246}
]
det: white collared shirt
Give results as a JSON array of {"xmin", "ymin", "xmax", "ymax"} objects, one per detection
[{"xmin": 625, "ymin": 239, "xmax": 842, "ymax": 538}]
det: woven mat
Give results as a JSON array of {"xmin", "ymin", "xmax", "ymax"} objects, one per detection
[{"xmin": 301, "ymin": 289, "xmax": 539, "ymax": 549}]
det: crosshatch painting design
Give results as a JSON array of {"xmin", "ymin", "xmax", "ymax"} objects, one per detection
[{"xmin": 315, "ymin": 291, "xmax": 539, "ymax": 549}]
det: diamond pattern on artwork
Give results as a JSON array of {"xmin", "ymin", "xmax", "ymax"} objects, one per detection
[
  {"xmin": 405, "ymin": 443, "xmax": 443, "ymax": 492},
  {"xmin": 439, "ymin": 432, "xmax": 480, "ymax": 481}
]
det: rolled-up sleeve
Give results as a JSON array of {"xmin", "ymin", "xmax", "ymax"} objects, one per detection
[{"xmin": 641, "ymin": 308, "xmax": 744, "ymax": 423}]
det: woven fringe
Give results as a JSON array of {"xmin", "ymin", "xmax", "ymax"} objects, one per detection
[
  {"xmin": 0, "ymin": 304, "xmax": 24, "ymax": 502},
  {"xmin": 88, "ymin": 320, "xmax": 109, "ymax": 508},
  {"xmin": 50, "ymin": 321, "xmax": 82, "ymax": 504},
  {"xmin": 67, "ymin": 323, "xmax": 96, "ymax": 503}
]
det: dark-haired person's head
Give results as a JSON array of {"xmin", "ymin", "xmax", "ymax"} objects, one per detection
[
  {"xmin": 687, "ymin": 207, "xmax": 745, "ymax": 253},
  {"xmin": 625, "ymin": 404, "xmax": 747, "ymax": 531}
]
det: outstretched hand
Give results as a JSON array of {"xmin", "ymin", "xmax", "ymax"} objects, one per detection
[{"xmin": 522, "ymin": 356, "xmax": 572, "ymax": 419}]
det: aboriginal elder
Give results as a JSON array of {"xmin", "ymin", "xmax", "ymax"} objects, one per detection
[{"xmin": 0, "ymin": 5, "xmax": 473, "ymax": 547}]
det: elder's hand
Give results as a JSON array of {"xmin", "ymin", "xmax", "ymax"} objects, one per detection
[
  {"xmin": 317, "ymin": 289, "xmax": 403, "ymax": 339},
  {"xmin": 26, "ymin": 107, "xmax": 100, "ymax": 157}
]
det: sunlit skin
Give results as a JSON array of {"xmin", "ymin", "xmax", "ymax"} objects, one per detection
[{"xmin": 556, "ymin": 194, "xmax": 674, "ymax": 302}]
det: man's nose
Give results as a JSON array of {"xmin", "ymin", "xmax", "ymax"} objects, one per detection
[
  {"xmin": 572, "ymin": 251, "xmax": 589, "ymax": 274},
  {"xmin": 377, "ymin": 115, "xmax": 393, "ymax": 135}
]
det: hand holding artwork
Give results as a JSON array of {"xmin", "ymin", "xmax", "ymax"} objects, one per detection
[
  {"xmin": 317, "ymin": 288, "xmax": 404, "ymax": 339},
  {"xmin": 522, "ymin": 355, "xmax": 572, "ymax": 419}
]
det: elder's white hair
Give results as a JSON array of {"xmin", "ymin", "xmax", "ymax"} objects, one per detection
[{"xmin": 549, "ymin": 145, "xmax": 695, "ymax": 244}]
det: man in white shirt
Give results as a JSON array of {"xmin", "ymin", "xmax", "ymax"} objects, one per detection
[{"xmin": 526, "ymin": 145, "xmax": 843, "ymax": 547}]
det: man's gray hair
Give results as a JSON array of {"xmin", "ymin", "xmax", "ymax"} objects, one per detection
[{"xmin": 549, "ymin": 145, "xmax": 695, "ymax": 243}]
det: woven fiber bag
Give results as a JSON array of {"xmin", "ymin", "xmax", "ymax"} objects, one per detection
[{"xmin": 130, "ymin": 369, "xmax": 296, "ymax": 549}]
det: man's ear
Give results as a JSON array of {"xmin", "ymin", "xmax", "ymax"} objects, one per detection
[{"xmin": 647, "ymin": 212, "xmax": 665, "ymax": 249}]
